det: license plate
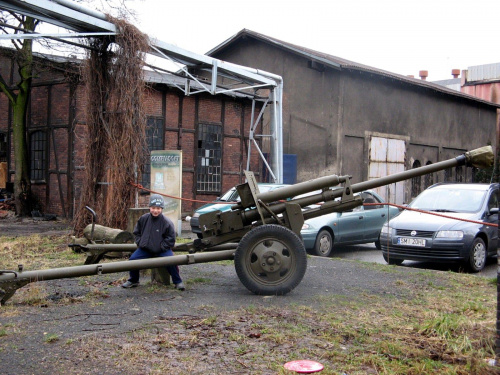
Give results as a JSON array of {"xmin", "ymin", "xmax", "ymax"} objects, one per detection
[{"xmin": 397, "ymin": 237, "xmax": 426, "ymax": 247}]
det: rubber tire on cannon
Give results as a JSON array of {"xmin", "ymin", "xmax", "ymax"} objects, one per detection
[{"xmin": 234, "ymin": 224, "xmax": 307, "ymax": 295}]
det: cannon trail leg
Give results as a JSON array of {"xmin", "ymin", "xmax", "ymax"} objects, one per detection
[{"xmin": 234, "ymin": 224, "xmax": 307, "ymax": 295}]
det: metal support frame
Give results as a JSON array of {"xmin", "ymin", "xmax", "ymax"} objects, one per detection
[{"xmin": 0, "ymin": 0, "xmax": 284, "ymax": 182}]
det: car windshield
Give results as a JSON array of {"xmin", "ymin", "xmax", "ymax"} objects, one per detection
[
  {"xmin": 218, "ymin": 185, "xmax": 281, "ymax": 202},
  {"xmin": 219, "ymin": 189, "xmax": 239, "ymax": 202},
  {"xmin": 410, "ymin": 187, "xmax": 487, "ymax": 213}
]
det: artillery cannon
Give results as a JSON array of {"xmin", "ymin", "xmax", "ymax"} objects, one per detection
[{"xmin": 0, "ymin": 146, "xmax": 494, "ymax": 304}]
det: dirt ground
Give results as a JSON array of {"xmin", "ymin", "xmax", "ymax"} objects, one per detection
[
  {"xmin": 0, "ymin": 212, "xmax": 74, "ymax": 237},
  {"xmin": 0, "ymin": 213, "xmax": 498, "ymax": 374}
]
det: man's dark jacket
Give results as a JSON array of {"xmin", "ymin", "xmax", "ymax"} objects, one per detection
[{"xmin": 133, "ymin": 213, "xmax": 175, "ymax": 254}]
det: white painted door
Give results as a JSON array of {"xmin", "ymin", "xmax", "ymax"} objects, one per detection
[{"xmin": 368, "ymin": 137, "xmax": 405, "ymax": 205}]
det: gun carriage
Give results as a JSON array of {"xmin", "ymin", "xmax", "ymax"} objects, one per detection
[{"xmin": 0, "ymin": 146, "xmax": 494, "ymax": 305}]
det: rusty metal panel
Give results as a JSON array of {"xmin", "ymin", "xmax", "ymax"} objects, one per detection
[
  {"xmin": 387, "ymin": 139, "xmax": 405, "ymax": 163},
  {"xmin": 370, "ymin": 137, "xmax": 388, "ymax": 161},
  {"xmin": 368, "ymin": 137, "xmax": 405, "ymax": 204}
]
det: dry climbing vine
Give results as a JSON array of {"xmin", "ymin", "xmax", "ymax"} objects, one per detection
[{"xmin": 73, "ymin": 17, "xmax": 149, "ymax": 234}]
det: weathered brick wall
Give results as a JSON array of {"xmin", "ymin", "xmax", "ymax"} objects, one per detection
[{"xmin": 0, "ymin": 52, "xmax": 265, "ymax": 218}]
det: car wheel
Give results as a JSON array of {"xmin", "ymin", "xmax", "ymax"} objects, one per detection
[
  {"xmin": 467, "ymin": 237, "xmax": 487, "ymax": 272},
  {"xmin": 382, "ymin": 253, "xmax": 403, "ymax": 266},
  {"xmin": 313, "ymin": 230, "xmax": 333, "ymax": 257}
]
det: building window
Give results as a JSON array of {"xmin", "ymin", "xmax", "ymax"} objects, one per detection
[
  {"xmin": 0, "ymin": 133, "xmax": 6, "ymax": 162},
  {"xmin": 444, "ymin": 168, "xmax": 452, "ymax": 182},
  {"xmin": 30, "ymin": 130, "xmax": 47, "ymax": 181},
  {"xmin": 141, "ymin": 117, "xmax": 164, "ymax": 189},
  {"xmin": 197, "ymin": 123, "xmax": 222, "ymax": 193},
  {"xmin": 424, "ymin": 161, "xmax": 433, "ymax": 188},
  {"xmin": 411, "ymin": 160, "xmax": 421, "ymax": 197}
]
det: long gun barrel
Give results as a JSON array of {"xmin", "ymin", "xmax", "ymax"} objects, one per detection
[
  {"xmin": 0, "ymin": 146, "xmax": 494, "ymax": 303},
  {"xmin": 197, "ymin": 145, "xmax": 494, "ymax": 241}
]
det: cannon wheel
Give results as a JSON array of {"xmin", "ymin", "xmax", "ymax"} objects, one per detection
[{"xmin": 234, "ymin": 224, "xmax": 307, "ymax": 295}]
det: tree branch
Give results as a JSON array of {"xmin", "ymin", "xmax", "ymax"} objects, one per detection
[{"xmin": 0, "ymin": 73, "xmax": 16, "ymax": 103}]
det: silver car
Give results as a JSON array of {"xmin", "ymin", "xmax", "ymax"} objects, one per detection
[
  {"xmin": 380, "ymin": 183, "xmax": 499, "ymax": 272},
  {"xmin": 301, "ymin": 190, "xmax": 400, "ymax": 257}
]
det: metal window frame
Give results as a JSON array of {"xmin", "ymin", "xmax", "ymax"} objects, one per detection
[
  {"xmin": 141, "ymin": 116, "xmax": 165, "ymax": 189},
  {"xmin": 0, "ymin": 0, "xmax": 284, "ymax": 183},
  {"xmin": 29, "ymin": 129, "xmax": 47, "ymax": 182},
  {"xmin": 196, "ymin": 123, "xmax": 222, "ymax": 193}
]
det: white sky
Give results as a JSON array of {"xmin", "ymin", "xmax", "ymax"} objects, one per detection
[{"xmin": 109, "ymin": 0, "xmax": 500, "ymax": 81}]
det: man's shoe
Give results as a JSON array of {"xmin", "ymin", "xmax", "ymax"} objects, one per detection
[
  {"xmin": 175, "ymin": 282, "xmax": 185, "ymax": 291},
  {"xmin": 121, "ymin": 280, "xmax": 139, "ymax": 288}
]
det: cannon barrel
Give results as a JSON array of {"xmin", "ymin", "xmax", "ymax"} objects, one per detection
[
  {"xmin": 0, "ymin": 249, "xmax": 236, "ymax": 304},
  {"xmin": 228, "ymin": 145, "xmax": 494, "ymax": 225}
]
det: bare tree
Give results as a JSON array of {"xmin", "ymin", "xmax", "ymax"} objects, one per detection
[{"xmin": 0, "ymin": 13, "xmax": 40, "ymax": 215}]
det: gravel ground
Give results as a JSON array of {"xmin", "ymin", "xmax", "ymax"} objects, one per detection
[{"xmin": 0, "ymin": 215, "xmax": 487, "ymax": 374}]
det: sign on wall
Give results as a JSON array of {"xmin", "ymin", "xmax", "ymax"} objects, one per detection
[{"xmin": 150, "ymin": 150, "xmax": 182, "ymax": 235}]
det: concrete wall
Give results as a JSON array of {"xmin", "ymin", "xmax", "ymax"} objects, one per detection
[{"xmin": 211, "ymin": 37, "xmax": 498, "ymax": 203}]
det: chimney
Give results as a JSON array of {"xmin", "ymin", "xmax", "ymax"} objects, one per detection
[
  {"xmin": 451, "ymin": 69, "xmax": 460, "ymax": 78},
  {"xmin": 419, "ymin": 70, "xmax": 428, "ymax": 80}
]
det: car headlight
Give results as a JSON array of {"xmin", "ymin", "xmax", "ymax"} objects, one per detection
[
  {"xmin": 380, "ymin": 225, "xmax": 392, "ymax": 235},
  {"xmin": 436, "ymin": 230, "xmax": 463, "ymax": 239}
]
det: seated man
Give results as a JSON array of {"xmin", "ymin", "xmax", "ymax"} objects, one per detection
[{"xmin": 121, "ymin": 194, "xmax": 185, "ymax": 290}]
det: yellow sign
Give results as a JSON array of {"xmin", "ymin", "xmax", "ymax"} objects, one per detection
[{"xmin": 150, "ymin": 150, "xmax": 182, "ymax": 235}]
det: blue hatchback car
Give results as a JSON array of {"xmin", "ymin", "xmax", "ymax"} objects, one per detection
[
  {"xmin": 301, "ymin": 190, "xmax": 400, "ymax": 257},
  {"xmin": 380, "ymin": 183, "xmax": 499, "ymax": 272}
]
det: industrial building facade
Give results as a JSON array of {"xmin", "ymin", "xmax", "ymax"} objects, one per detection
[{"xmin": 207, "ymin": 29, "xmax": 500, "ymax": 204}]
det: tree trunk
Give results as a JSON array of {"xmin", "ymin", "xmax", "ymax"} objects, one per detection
[
  {"xmin": 1, "ymin": 16, "xmax": 38, "ymax": 216},
  {"xmin": 83, "ymin": 224, "xmax": 134, "ymax": 244},
  {"xmin": 12, "ymin": 89, "xmax": 31, "ymax": 215}
]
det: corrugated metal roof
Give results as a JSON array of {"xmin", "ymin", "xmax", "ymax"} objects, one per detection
[
  {"xmin": 207, "ymin": 29, "xmax": 500, "ymax": 108},
  {"xmin": 22, "ymin": 48, "xmax": 250, "ymax": 99},
  {"xmin": 468, "ymin": 62, "xmax": 500, "ymax": 82}
]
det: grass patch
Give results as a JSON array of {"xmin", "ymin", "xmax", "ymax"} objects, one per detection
[
  {"xmin": 1, "ymin": 234, "xmax": 498, "ymax": 374},
  {"xmin": 0, "ymin": 234, "xmax": 75, "ymax": 270},
  {"xmin": 70, "ymin": 270, "xmax": 498, "ymax": 375},
  {"xmin": 43, "ymin": 333, "xmax": 59, "ymax": 343}
]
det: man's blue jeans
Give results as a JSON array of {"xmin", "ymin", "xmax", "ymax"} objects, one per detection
[{"xmin": 127, "ymin": 247, "xmax": 182, "ymax": 285}]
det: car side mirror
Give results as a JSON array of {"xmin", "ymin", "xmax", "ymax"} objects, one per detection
[{"xmin": 489, "ymin": 207, "xmax": 499, "ymax": 215}]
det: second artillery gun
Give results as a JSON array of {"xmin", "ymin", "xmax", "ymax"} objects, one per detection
[{"xmin": 0, "ymin": 146, "xmax": 494, "ymax": 304}]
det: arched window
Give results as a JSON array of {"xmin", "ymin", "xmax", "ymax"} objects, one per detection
[
  {"xmin": 424, "ymin": 161, "xmax": 433, "ymax": 188},
  {"xmin": 30, "ymin": 130, "xmax": 47, "ymax": 181},
  {"xmin": 444, "ymin": 168, "xmax": 452, "ymax": 182},
  {"xmin": 455, "ymin": 166, "xmax": 463, "ymax": 182},
  {"xmin": 411, "ymin": 160, "xmax": 421, "ymax": 197}
]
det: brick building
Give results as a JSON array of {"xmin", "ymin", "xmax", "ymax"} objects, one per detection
[{"xmin": 0, "ymin": 50, "xmax": 264, "ymax": 218}]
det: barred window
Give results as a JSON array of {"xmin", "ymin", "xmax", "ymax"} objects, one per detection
[
  {"xmin": 0, "ymin": 133, "xmax": 6, "ymax": 162},
  {"xmin": 30, "ymin": 130, "xmax": 47, "ymax": 181},
  {"xmin": 142, "ymin": 117, "xmax": 164, "ymax": 189},
  {"xmin": 197, "ymin": 124, "xmax": 222, "ymax": 193}
]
